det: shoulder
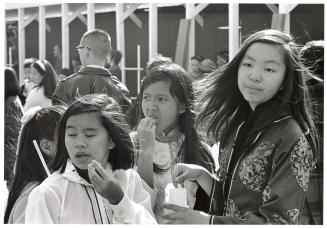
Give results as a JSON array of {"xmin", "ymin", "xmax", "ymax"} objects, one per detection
[
  {"xmin": 10, "ymin": 183, "xmax": 39, "ymax": 223},
  {"xmin": 125, "ymin": 169, "xmax": 143, "ymax": 185},
  {"xmin": 268, "ymin": 116, "xmax": 303, "ymax": 144},
  {"xmin": 117, "ymin": 168, "xmax": 141, "ymax": 182},
  {"xmin": 29, "ymin": 172, "xmax": 67, "ymax": 199}
]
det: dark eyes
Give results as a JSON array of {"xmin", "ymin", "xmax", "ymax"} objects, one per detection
[
  {"xmin": 66, "ymin": 133, "xmax": 95, "ymax": 137},
  {"xmin": 242, "ymin": 63, "xmax": 252, "ymax": 67},
  {"xmin": 265, "ymin": 68, "xmax": 276, "ymax": 73},
  {"xmin": 142, "ymin": 96, "xmax": 168, "ymax": 102}
]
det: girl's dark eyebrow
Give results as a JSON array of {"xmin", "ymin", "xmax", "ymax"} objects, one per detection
[
  {"xmin": 244, "ymin": 55, "xmax": 281, "ymax": 65},
  {"xmin": 143, "ymin": 92, "xmax": 170, "ymax": 97},
  {"xmin": 83, "ymin": 128, "xmax": 97, "ymax": 131},
  {"xmin": 65, "ymin": 126, "xmax": 97, "ymax": 131}
]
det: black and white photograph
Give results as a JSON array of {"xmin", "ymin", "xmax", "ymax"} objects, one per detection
[{"xmin": 3, "ymin": 0, "xmax": 325, "ymax": 224}]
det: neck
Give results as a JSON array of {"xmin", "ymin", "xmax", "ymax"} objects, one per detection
[
  {"xmin": 85, "ymin": 59, "xmax": 106, "ymax": 67},
  {"xmin": 73, "ymin": 164, "xmax": 91, "ymax": 184},
  {"xmin": 156, "ymin": 122, "xmax": 180, "ymax": 143}
]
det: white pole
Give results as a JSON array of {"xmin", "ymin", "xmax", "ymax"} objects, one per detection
[
  {"xmin": 116, "ymin": 4, "xmax": 126, "ymax": 84},
  {"xmin": 149, "ymin": 4, "xmax": 158, "ymax": 60},
  {"xmin": 186, "ymin": 4, "xmax": 195, "ymax": 72},
  {"xmin": 87, "ymin": 3, "xmax": 95, "ymax": 30},
  {"xmin": 18, "ymin": 8, "xmax": 26, "ymax": 85},
  {"xmin": 62, "ymin": 3, "xmax": 70, "ymax": 69},
  {"xmin": 9, "ymin": 47, "xmax": 12, "ymax": 66},
  {"xmin": 228, "ymin": 3, "xmax": 239, "ymax": 60},
  {"xmin": 39, "ymin": 6, "xmax": 46, "ymax": 61},
  {"xmin": 137, "ymin": 45, "xmax": 141, "ymax": 93}
]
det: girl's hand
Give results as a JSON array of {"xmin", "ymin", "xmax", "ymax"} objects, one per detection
[
  {"xmin": 172, "ymin": 163, "xmax": 209, "ymax": 186},
  {"xmin": 162, "ymin": 204, "xmax": 210, "ymax": 224},
  {"xmin": 136, "ymin": 117, "xmax": 156, "ymax": 150},
  {"xmin": 88, "ymin": 160, "xmax": 124, "ymax": 205}
]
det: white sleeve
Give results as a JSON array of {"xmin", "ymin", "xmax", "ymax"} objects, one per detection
[
  {"xmin": 25, "ymin": 185, "xmax": 61, "ymax": 224},
  {"xmin": 23, "ymin": 89, "xmax": 37, "ymax": 113},
  {"xmin": 109, "ymin": 170, "xmax": 157, "ymax": 224}
]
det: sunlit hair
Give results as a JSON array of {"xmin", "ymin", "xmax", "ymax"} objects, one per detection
[
  {"xmin": 4, "ymin": 106, "xmax": 66, "ymax": 223},
  {"xmin": 196, "ymin": 29, "xmax": 318, "ymax": 162},
  {"xmin": 135, "ymin": 63, "xmax": 214, "ymax": 173},
  {"xmin": 146, "ymin": 54, "xmax": 173, "ymax": 72},
  {"xmin": 82, "ymin": 29, "xmax": 112, "ymax": 59},
  {"xmin": 32, "ymin": 59, "xmax": 59, "ymax": 99},
  {"xmin": 23, "ymin": 57, "xmax": 36, "ymax": 68},
  {"xmin": 51, "ymin": 94, "xmax": 134, "ymax": 173}
]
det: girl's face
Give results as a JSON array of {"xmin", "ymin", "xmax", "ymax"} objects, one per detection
[
  {"xmin": 238, "ymin": 42, "xmax": 286, "ymax": 110},
  {"xmin": 191, "ymin": 59, "xmax": 200, "ymax": 72},
  {"xmin": 65, "ymin": 112, "xmax": 115, "ymax": 170},
  {"xmin": 30, "ymin": 66, "xmax": 44, "ymax": 85},
  {"xmin": 24, "ymin": 67, "xmax": 32, "ymax": 80},
  {"xmin": 142, "ymin": 80, "xmax": 183, "ymax": 134}
]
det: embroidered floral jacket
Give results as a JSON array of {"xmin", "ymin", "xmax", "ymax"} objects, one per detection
[{"xmin": 209, "ymin": 114, "xmax": 314, "ymax": 224}]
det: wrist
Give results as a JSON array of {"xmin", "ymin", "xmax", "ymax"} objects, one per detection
[
  {"xmin": 107, "ymin": 188, "xmax": 124, "ymax": 205},
  {"xmin": 139, "ymin": 145, "xmax": 155, "ymax": 156}
]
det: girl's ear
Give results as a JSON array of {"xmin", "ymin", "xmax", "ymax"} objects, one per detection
[
  {"xmin": 108, "ymin": 137, "xmax": 116, "ymax": 150},
  {"xmin": 39, "ymin": 139, "xmax": 56, "ymax": 157},
  {"xmin": 179, "ymin": 103, "xmax": 186, "ymax": 114}
]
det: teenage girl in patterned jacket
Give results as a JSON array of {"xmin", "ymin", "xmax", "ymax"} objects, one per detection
[{"xmin": 162, "ymin": 29, "xmax": 319, "ymax": 224}]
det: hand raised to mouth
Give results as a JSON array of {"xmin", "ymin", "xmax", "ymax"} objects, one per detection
[{"xmin": 88, "ymin": 160, "xmax": 124, "ymax": 205}]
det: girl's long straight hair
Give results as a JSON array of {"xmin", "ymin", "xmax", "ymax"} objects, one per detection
[
  {"xmin": 196, "ymin": 29, "xmax": 319, "ymax": 162},
  {"xmin": 4, "ymin": 106, "xmax": 65, "ymax": 223}
]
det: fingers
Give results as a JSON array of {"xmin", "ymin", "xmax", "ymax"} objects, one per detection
[
  {"xmin": 138, "ymin": 117, "xmax": 156, "ymax": 131},
  {"xmin": 163, "ymin": 203, "xmax": 185, "ymax": 211},
  {"xmin": 89, "ymin": 160, "xmax": 108, "ymax": 180},
  {"xmin": 88, "ymin": 164, "xmax": 104, "ymax": 187},
  {"xmin": 175, "ymin": 174, "xmax": 187, "ymax": 185},
  {"xmin": 162, "ymin": 204, "xmax": 186, "ymax": 223},
  {"xmin": 162, "ymin": 212, "xmax": 179, "ymax": 220},
  {"xmin": 172, "ymin": 163, "xmax": 187, "ymax": 185}
]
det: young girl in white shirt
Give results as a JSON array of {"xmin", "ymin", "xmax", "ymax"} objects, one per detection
[
  {"xmin": 24, "ymin": 60, "xmax": 59, "ymax": 112},
  {"xmin": 25, "ymin": 94, "xmax": 156, "ymax": 224}
]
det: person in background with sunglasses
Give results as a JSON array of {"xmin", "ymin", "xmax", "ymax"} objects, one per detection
[{"xmin": 51, "ymin": 29, "xmax": 131, "ymax": 114}]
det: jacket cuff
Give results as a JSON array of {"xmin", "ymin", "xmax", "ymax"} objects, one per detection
[{"xmin": 108, "ymin": 193, "xmax": 133, "ymax": 217}]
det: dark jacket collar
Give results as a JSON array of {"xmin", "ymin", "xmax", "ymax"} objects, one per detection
[
  {"xmin": 77, "ymin": 66, "xmax": 112, "ymax": 76},
  {"xmin": 238, "ymin": 96, "xmax": 292, "ymax": 149}
]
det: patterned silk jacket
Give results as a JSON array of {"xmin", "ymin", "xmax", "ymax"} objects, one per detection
[{"xmin": 208, "ymin": 109, "xmax": 314, "ymax": 224}]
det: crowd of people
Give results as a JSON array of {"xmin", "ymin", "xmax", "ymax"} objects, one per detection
[{"xmin": 4, "ymin": 28, "xmax": 324, "ymax": 224}]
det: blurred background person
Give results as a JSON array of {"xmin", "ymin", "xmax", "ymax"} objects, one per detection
[
  {"xmin": 216, "ymin": 50, "xmax": 228, "ymax": 69},
  {"xmin": 19, "ymin": 58, "xmax": 36, "ymax": 106},
  {"xmin": 24, "ymin": 60, "xmax": 59, "ymax": 112},
  {"xmin": 53, "ymin": 44, "xmax": 62, "ymax": 75},
  {"xmin": 198, "ymin": 58, "xmax": 217, "ymax": 80},
  {"xmin": 58, "ymin": 68, "xmax": 72, "ymax": 80},
  {"xmin": 189, "ymin": 55, "xmax": 204, "ymax": 82},
  {"xmin": 5, "ymin": 67, "xmax": 23, "ymax": 191},
  {"xmin": 108, "ymin": 49, "xmax": 122, "ymax": 81},
  {"xmin": 71, "ymin": 55, "xmax": 81, "ymax": 73}
]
